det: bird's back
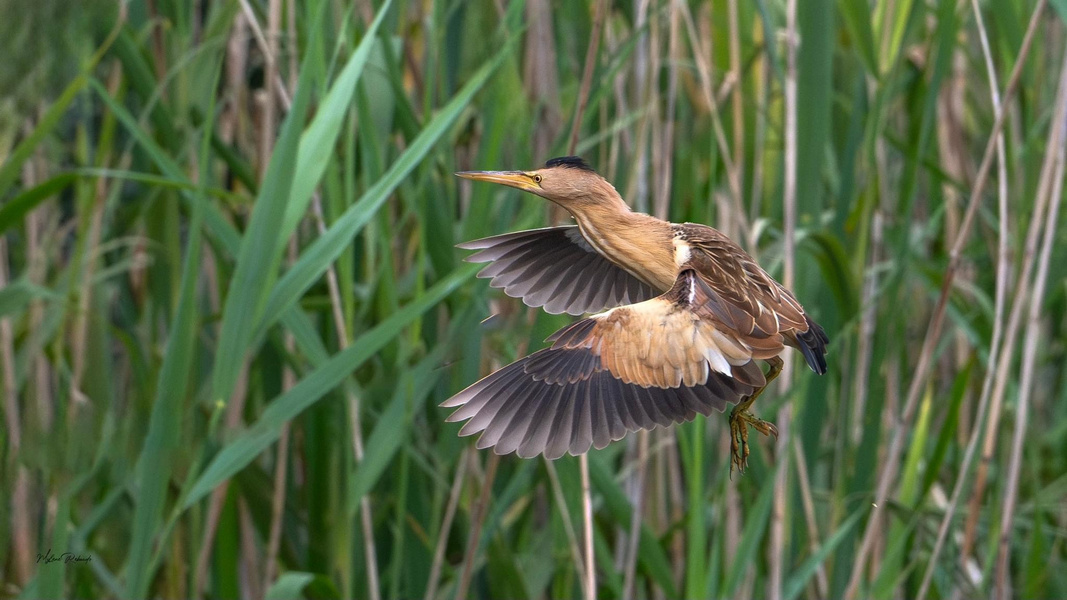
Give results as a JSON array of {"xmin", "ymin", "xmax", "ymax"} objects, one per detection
[{"xmin": 672, "ymin": 222, "xmax": 828, "ymax": 374}]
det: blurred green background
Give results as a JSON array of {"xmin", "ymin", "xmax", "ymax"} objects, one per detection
[{"xmin": 1, "ymin": 0, "xmax": 1066, "ymax": 598}]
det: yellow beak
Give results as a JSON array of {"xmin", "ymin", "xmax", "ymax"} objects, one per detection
[{"xmin": 455, "ymin": 170, "xmax": 541, "ymax": 193}]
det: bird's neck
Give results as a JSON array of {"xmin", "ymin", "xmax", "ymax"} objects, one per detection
[{"xmin": 566, "ymin": 204, "xmax": 677, "ymax": 291}]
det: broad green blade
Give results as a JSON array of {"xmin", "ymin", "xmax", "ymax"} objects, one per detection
[
  {"xmin": 183, "ymin": 264, "xmax": 476, "ymax": 509},
  {"xmin": 254, "ymin": 39, "xmax": 519, "ymax": 344},
  {"xmin": 209, "ymin": 3, "xmax": 323, "ymax": 402},
  {"xmin": 0, "ymin": 73, "xmax": 87, "ymax": 195},
  {"xmin": 0, "ymin": 173, "xmax": 77, "ymax": 235},
  {"xmin": 279, "ymin": 0, "xmax": 395, "ymax": 241},
  {"xmin": 123, "ymin": 54, "xmax": 223, "ymax": 600},
  {"xmin": 783, "ymin": 509, "xmax": 864, "ymax": 600}
]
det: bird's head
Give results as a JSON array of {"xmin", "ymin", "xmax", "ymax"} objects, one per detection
[{"xmin": 456, "ymin": 156, "xmax": 628, "ymax": 213}]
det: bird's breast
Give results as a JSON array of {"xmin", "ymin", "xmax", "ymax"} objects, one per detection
[{"xmin": 572, "ymin": 216, "xmax": 677, "ymax": 291}]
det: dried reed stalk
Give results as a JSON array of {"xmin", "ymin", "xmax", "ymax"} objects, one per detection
[
  {"xmin": 845, "ymin": 3, "xmax": 1047, "ymax": 596},
  {"xmin": 425, "ymin": 449, "xmax": 469, "ymax": 600},
  {"xmin": 996, "ymin": 76, "xmax": 1066, "ymax": 596},
  {"xmin": 769, "ymin": 0, "xmax": 799, "ymax": 596},
  {"xmin": 913, "ymin": 5, "xmax": 1056, "ymax": 599}
]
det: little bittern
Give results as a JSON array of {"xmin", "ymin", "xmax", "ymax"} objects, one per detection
[{"xmin": 443, "ymin": 156, "xmax": 828, "ymax": 472}]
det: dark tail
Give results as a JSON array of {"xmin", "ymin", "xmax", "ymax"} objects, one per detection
[{"xmin": 796, "ymin": 317, "xmax": 829, "ymax": 375}]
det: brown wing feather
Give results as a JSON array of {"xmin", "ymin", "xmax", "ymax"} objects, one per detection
[
  {"xmin": 441, "ymin": 269, "xmax": 766, "ymax": 459},
  {"xmin": 680, "ymin": 224, "xmax": 807, "ymax": 332},
  {"xmin": 548, "ymin": 270, "xmax": 764, "ymax": 388},
  {"xmin": 458, "ymin": 226, "xmax": 657, "ymax": 316},
  {"xmin": 678, "ymin": 223, "xmax": 827, "ymax": 372}
]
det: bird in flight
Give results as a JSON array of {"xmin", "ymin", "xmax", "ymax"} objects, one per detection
[{"xmin": 443, "ymin": 156, "xmax": 828, "ymax": 472}]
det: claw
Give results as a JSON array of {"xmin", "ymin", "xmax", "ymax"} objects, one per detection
[
  {"xmin": 727, "ymin": 358, "xmax": 784, "ymax": 475},
  {"xmin": 728, "ymin": 410, "xmax": 777, "ymax": 475},
  {"xmin": 750, "ymin": 417, "xmax": 779, "ymax": 440}
]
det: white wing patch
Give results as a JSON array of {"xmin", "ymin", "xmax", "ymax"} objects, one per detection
[
  {"xmin": 673, "ymin": 237, "xmax": 692, "ymax": 267},
  {"xmin": 704, "ymin": 346, "xmax": 733, "ymax": 375}
]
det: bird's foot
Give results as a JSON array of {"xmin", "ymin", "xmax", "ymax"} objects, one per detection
[{"xmin": 729, "ymin": 410, "xmax": 779, "ymax": 476}]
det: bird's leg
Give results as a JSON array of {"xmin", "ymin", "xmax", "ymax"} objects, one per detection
[{"xmin": 730, "ymin": 356, "xmax": 784, "ymax": 475}]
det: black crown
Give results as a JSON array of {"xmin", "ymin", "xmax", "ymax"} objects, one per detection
[{"xmin": 544, "ymin": 156, "xmax": 595, "ymax": 172}]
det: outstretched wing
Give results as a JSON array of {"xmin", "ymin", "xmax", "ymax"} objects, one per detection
[
  {"xmin": 441, "ymin": 269, "xmax": 767, "ymax": 459},
  {"xmin": 458, "ymin": 226, "xmax": 657, "ymax": 316},
  {"xmin": 680, "ymin": 223, "xmax": 828, "ymax": 374}
]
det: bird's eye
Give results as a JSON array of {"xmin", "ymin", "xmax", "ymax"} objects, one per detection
[{"xmin": 533, "ymin": 174, "xmax": 543, "ymax": 184}]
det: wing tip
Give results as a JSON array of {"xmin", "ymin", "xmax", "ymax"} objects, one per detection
[
  {"xmin": 797, "ymin": 317, "xmax": 829, "ymax": 375},
  {"xmin": 455, "ymin": 239, "xmax": 489, "ymax": 250}
]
